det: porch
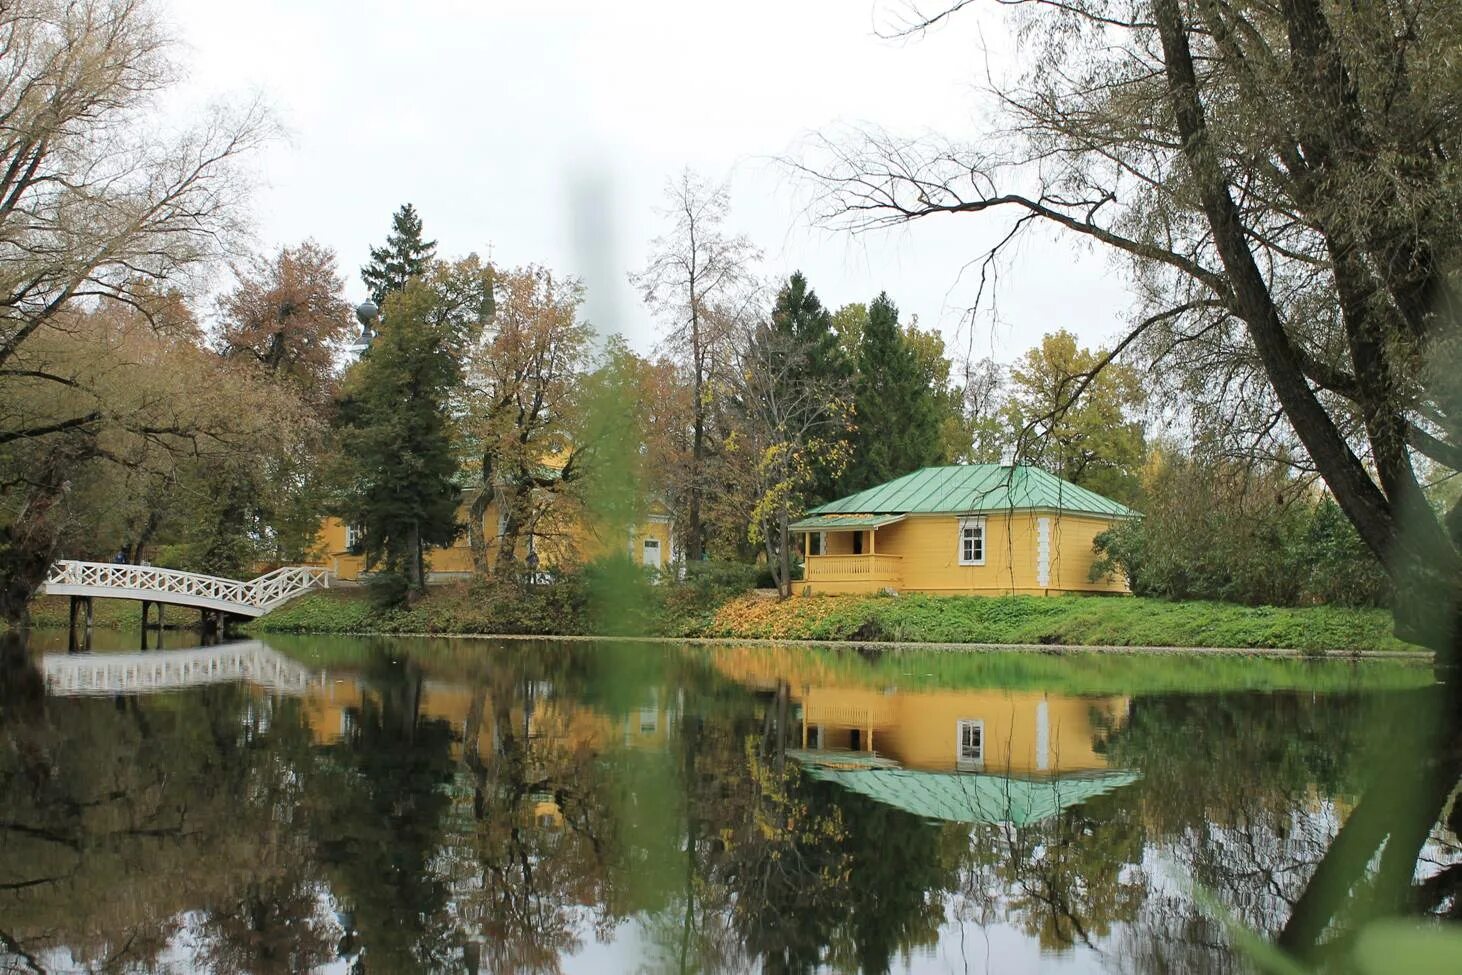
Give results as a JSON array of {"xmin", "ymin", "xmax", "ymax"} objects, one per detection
[{"xmin": 794, "ymin": 513, "xmax": 907, "ymax": 594}]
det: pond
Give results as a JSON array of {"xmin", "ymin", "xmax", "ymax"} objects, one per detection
[{"xmin": 0, "ymin": 631, "xmax": 1456, "ymax": 973}]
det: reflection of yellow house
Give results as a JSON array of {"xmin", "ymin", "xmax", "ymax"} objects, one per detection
[
  {"xmin": 790, "ymin": 464, "xmax": 1134, "ymax": 596},
  {"xmin": 299, "ymin": 671, "xmax": 680, "ymax": 764},
  {"xmin": 309, "ymin": 494, "xmax": 675, "ymax": 583},
  {"xmin": 711, "ymin": 646, "xmax": 1128, "ymax": 776}
]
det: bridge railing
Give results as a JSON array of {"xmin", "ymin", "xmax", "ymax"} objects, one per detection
[{"xmin": 43, "ymin": 560, "xmax": 330, "ymax": 612}]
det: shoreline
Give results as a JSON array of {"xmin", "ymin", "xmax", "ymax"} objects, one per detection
[{"xmin": 243, "ymin": 627, "xmax": 1437, "ymax": 661}]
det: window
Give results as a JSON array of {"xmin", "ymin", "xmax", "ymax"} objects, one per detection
[
  {"xmin": 344, "ymin": 524, "xmax": 363, "ymax": 552},
  {"xmin": 807, "ymin": 531, "xmax": 827, "ymax": 556},
  {"xmin": 956, "ymin": 719, "xmax": 984, "ymax": 769},
  {"xmin": 958, "ymin": 517, "xmax": 986, "ymax": 566}
]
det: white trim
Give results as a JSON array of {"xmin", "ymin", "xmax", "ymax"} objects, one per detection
[
  {"xmin": 956, "ymin": 718, "xmax": 985, "ymax": 770},
  {"xmin": 958, "ymin": 516, "xmax": 986, "ymax": 566},
  {"xmin": 1035, "ymin": 698, "xmax": 1050, "ymax": 772},
  {"xmin": 1036, "ymin": 516, "xmax": 1051, "ymax": 587}
]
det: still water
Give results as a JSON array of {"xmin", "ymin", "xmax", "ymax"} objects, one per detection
[{"xmin": 0, "ymin": 631, "xmax": 1454, "ymax": 974}]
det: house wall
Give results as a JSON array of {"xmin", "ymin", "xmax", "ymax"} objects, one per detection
[
  {"xmin": 311, "ymin": 499, "xmax": 674, "ymax": 583},
  {"xmin": 804, "ymin": 511, "xmax": 1129, "ymax": 596}
]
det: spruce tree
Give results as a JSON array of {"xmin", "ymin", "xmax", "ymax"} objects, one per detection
[
  {"xmin": 361, "ymin": 203, "xmax": 437, "ymax": 305},
  {"xmin": 843, "ymin": 292, "xmax": 942, "ymax": 493},
  {"xmin": 332, "ymin": 274, "xmax": 462, "ymax": 600},
  {"xmin": 770, "ymin": 271, "xmax": 851, "ymax": 503}
]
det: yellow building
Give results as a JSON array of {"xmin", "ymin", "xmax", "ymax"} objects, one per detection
[
  {"xmin": 790, "ymin": 464, "xmax": 1135, "ymax": 596},
  {"xmin": 310, "ymin": 495, "xmax": 675, "ymax": 583}
]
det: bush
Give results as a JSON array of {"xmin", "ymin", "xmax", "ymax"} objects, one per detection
[{"xmin": 1092, "ymin": 452, "xmax": 1390, "ymax": 608}]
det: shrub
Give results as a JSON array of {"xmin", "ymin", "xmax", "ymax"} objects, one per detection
[{"xmin": 1092, "ymin": 452, "xmax": 1390, "ymax": 608}]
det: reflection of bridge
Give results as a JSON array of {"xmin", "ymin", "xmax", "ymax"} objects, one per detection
[
  {"xmin": 39, "ymin": 560, "xmax": 330, "ymax": 618},
  {"xmin": 41, "ymin": 642, "xmax": 316, "ymax": 697}
]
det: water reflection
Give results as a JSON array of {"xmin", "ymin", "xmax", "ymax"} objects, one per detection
[{"xmin": 0, "ymin": 631, "xmax": 1456, "ymax": 973}]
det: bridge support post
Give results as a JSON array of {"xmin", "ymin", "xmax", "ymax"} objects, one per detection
[
  {"xmin": 200, "ymin": 608, "xmax": 219, "ymax": 645},
  {"xmin": 68, "ymin": 595, "xmax": 93, "ymax": 653}
]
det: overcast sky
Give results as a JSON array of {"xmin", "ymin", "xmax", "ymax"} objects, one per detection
[{"xmin": 165, "ymin": 0, "xmax": 1134, "ymax": 368}]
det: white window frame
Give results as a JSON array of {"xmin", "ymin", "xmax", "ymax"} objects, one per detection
[
  {"xmin": 807, "ymin": 531, "xmax": 828, "ymax": 556},
  {"xmin": 958, "ymin": 516, "xmax": 986, "ymax": 566},
  {"xmin": 344, "ymin": 523, "xmax": 362, "ymax": 551},
  {"xmin": 956, "ymin": 719, "xmax": 985, "ymax": 770}
]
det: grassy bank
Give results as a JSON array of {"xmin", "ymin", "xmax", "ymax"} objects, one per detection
[
  {"xmin": 703, "ymin": 592, "xmax": 1416, "ymax": 653},
  {"xmin": 247, "ymin": 584, "xmax": 1420, "ymax": 653}
]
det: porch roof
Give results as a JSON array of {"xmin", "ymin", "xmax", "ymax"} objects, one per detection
[{"xmin": 788, "ymin": 513, "xmax": 908, "ymax": 532}]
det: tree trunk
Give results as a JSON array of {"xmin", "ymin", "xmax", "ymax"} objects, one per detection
[
  {"xmin": 494, "ymin": 480, "xmax": 531, "ymax": 577},
  {"xmin": 468, "ymin": 487, "xmax": 491, "ymax": 577},
  {"xmin": 406, "ymin": 520, "xmax": 423, "ymax": 592},
  {"xmin": 688, "ymin": 318, "xmax": 706, "ymax": 563}
]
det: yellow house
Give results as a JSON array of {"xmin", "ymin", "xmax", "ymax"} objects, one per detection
[
  {"xmin": 310, "ymin": 495, "xmax": 675, "ymax": 583},
  {"xmin": 791, "ymin": 464, "xmax": 1135, "ymax": 596}
]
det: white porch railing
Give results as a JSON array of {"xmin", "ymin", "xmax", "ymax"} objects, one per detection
[{"xmin": 803, "ymin": 554, "xmax": 902, "ymax": 584}]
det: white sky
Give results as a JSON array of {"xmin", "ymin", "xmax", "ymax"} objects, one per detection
[{"xmin": 164, "ymin": 0, "xmax": 1135, "ymax": 368}]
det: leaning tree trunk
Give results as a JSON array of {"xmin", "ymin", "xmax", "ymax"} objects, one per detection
[{"xmin": 1152, "ymin": 0, "xmax": 1461, "ymax": 660}]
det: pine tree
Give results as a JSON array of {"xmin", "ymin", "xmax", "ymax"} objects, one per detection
[
  {"xmin": 770, "ymin": 271, "xmax": 851, "ymax": 504},
  {"xmin": 361, "ymin": 203, "xmax": 437, "ymax": 306},
  {"xmin": 331, "ymin": 275, "xmax": 462, "ymax": 600},
  {"xmin": 843, "ymin": 292, "xmax": 942, "ymax": 493}
]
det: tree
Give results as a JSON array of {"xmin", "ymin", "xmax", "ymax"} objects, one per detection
[
  {"xmin": 217, "ymin": 241, "xmax": 355, "ymax": 404},
  {"xmin": 842, "ymin": 293, "xmax": 942, "ymax": 492},
  {"xmin": 769, "ymin": 272, "xmax": 853, "ymax": 505},
  {"xmin": 330, "ymin": 271, "xmax": 468, "ymax": 597},
  {"xmin": 633, "ymin": 170, "xmax": 760, "ymax": 561},
  {"xmin": 799, "ymin": 1, "xmax": 1462, "ymax": 657},
  {"xmin": 361, "ymin": 203, "xmax": 437, "ymax": 306},
  {"xmin": 903, "ymin": 321, "xmax": 973, "ymax": 466},
  {"xmin": 1003, "ymin": 331, "xmax": 1147, "ymax": 504},
  {"xmin": 461, "ymin": 264, "xmax": 592, "ymax": 575},
  {"xmin": 730, "ymin": 317, "xmax": 851, "ymax": 597},
  {"xmin": 0, "ymin": 0, "xmax": 266, "ymax": 622}
]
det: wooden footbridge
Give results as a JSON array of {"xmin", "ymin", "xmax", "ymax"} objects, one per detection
[{"xmin": 38, "ymin": 560, "xmax": 330, "ymax": 648}]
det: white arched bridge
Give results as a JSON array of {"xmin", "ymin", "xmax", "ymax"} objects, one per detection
[{"xmin": 39, "ymin": 560, "xmax": 330, "ymax": 618}]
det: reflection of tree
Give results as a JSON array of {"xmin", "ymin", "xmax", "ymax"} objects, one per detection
[
  {"xmin": 958, "ymin": 791, "xmax": 1147, "ymax": 953},
  {"xmin": 1102, "ymin": 687, "xmax": 1462, "ymax": 970},
  {"xmin": 0, "ymin": 648, "xmax": 337, "ymax": 970},
  {"xmin": 309, "ymin": 648, "xmax": 458, "ymax": 972},
  {"xmin": 814, "ymin": 790, "xmax": 967, "ymax": 974},
  {"xmin": 438, "ymin": 664, "xmax": 628, "ymax": 975}
]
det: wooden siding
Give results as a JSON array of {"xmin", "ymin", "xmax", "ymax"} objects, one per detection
[{"xmin": 801, "ymin": 511, "xmax": 1129, "ymax": 596}]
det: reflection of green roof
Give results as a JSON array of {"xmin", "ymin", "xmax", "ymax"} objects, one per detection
[
  {"xmin": 802, "ymin": 766, "xmax": 1140, "ymax": 826},
  {"xmin": 789, "ymin": 513, "xmax": 907, "ymax": 531},
  {"xmin": 806, "ymin": 465, "xmax": 1136, "ymax": 519}
]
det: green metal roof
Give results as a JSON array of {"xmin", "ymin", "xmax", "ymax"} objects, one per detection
[
  {"xmin": 802, "ymin": 766, "xmax": 1140, "ymax": 826},
  {"xmin": 806, "ymin": 465, "xmax": 1136, "ymax": 519},
  {"xmin": 788, "ymin": 513, "xmax": 907, "ymax": 532}
]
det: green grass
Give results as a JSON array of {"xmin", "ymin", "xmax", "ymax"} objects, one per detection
[{"xmin": 701, "ymin": 592, "xmax": 1421, "ymax": 653}]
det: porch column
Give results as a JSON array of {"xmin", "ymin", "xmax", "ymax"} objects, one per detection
[
  {"xmin": 803, "ymin": 531, "xmax": 810, "ymax": 559},
  {"xmin": 870, "ymin": 530, "xmax": 876, "ymax": 556}
]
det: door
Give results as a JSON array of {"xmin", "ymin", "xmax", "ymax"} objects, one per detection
[{"xmin": 642, "ymin": 538, "xmax": 661, "ymax": 569}]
